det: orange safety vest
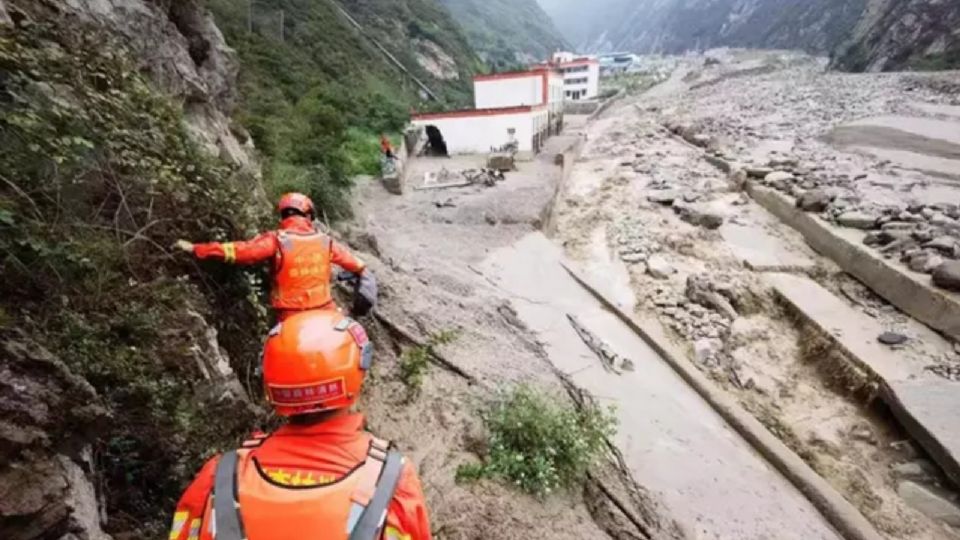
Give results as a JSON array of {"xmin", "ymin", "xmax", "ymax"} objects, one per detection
[
  {"xmin": 271, "ymin": 229, "xmax": 333, "ymax": 310},
  {"xmin": 207, "ymin": 437, "xmax": 404, "ymax": 540}
]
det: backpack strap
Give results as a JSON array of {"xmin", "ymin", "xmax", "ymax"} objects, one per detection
[
  {"xmin": 347, "ymin": 439, "xmax": 406, "ymax": 540},
  {"xmin": 213, "ymin": 450, "xmax": 245, "ymax": 540}
]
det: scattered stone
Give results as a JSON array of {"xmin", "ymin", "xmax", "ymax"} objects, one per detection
[
  {"xmin": 922, "ymin": 207, "xmax": 936, "ymax": 220},
  {"xmin": 647, "ymin": 255, "xmax": 676, "ymax": 279},
  {"xmin": 924, "ymin": 236, "xmax": 957, "ymax": 253},
  {"xmin": 836, "ymin": 211, "xmax": 878, "ymax": 230},
  {"xmin": 930, "ymin": 213, "xmax": 953, "ymax": 227},
  {"xmin": 896, "ymin": 481, "xmax": 960, "ymax": 527},
  {"xmin": 863, "ymin": 232, "xmax": 885, "ymax": 246},
  {"xmin": 932, "ymin": 261, "xmax": 960, "ymax": 291},
  {"xmin": 892, "ymin": 460, "xmax": 938, "ymax": 481},
  {"xmin": 768, "ymin": 157, "xmax": 798, "ymax": 168},
  {"xmin": 673, "ymin": 202, "xmax": 724, "ymax": 230},
  {"xmin": 691, "ymin": 133, "xmax": 712, "ymax": 148},
  {"xmin": 694, "ymin": 338, "xmax": 720, "ymax": 364},
  {"xmin": 878, "ymin": 331, "xmax": 909, "ymax": 346},
  {"xmin": 908, "ymin": 253, "xmax": 931, "ymax": 273},
  {"xmin": 746, "ymin": 166, "xmax": 774, "ymax": 179},
  {"xmin": 796, "ymin": 189, "xmax": 832, "ymax": 212},
  {"xmin": 621, "ymin": 253, "xmax": 647, "ymax": 264},
  {"xmin": 648, "ymin": 190, "xmax": 680, "ymax": 205},
  {"xmin": 923, "ymin": 254, "xmax": 945, "ymax": 274},
  {"xmin": 849, "ymin": 424, "xmax": 877, "ymax": 445},
  {"xmin": 764, "ymin": 171, "xmax": 794, "ymax": 184},
  {"xmin": 881, "ymin": 221, "xmax": 916, "ymax": 232}
]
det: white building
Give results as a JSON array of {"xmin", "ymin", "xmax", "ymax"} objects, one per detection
[
  {"xmin": 473, "ymin": 68, "xmax": 565, "ymax": 134},
  {"xmin": 410, "ymin": 105, "xmax": 549, "ymax": 159},
  {"xmin": 543, "ymin": 52, "xmax": 600, "ymax": 101}
]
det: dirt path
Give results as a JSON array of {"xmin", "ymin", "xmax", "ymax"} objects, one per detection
[{"xmin": 549, "ymin": 52, "xmax": 960, "ymax": 539}]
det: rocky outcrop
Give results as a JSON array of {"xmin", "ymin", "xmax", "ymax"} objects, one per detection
[
  {"xmin": 831, "ymin": 0, "xmax": 960, "ymax": 71},
  {"xmin": 9, "ymin": 0, "xmax": 256, "ymax": 170},
  {"xmin": 0, "ymin": 332, "xmax": 110, "ymax": 540}
]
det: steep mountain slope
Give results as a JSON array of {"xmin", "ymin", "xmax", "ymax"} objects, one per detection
[
  {"xmin": 1, "ymin": 1, "xmax": 267, "ymax": 537},
  {"xmin": 539, "ymin": 0, "xmax": 957, "ymax": 71},
  {"xmin": 539, "ymin": 0, "xmax": 864, "ymax": 55},
  {"xmin": 832, "ymin": 0, "xmax": 960, "ymax": 71},
  {"xmin": 205, "ymin": 0, "xmax": 480, "ymax": 217},
  {"xmin": 439, "ymin": 0, "xmax": 568, "ymax": 68}
]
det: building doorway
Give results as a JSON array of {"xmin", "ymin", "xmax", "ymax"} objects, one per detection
[{"xmin": 424, "ymin": 125, "xmax": 449, "ymax": 157}]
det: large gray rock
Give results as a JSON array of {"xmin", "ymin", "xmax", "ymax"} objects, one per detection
[
  {"xmin": 647, "ymin": 190, "xmax": 680, "ymax": 205},
  {"xmin": 896, "ymin": 481, "xmax": 960, "ymax": 527},
  {"xmin": 764, "ymin": 171, "xmax": 795, "ymax": 184},
  {"xmin": 796, "ymin": 189, "xmax": 832, "ymax": 212},
  {"xmin": 836, "ymin": 211, "xmax": 878, "ymax": 230},
  {"xmin": 0, "ymin": 331, "xmax": 111, "ymax": 540},
  {"xmin": 924, "ymin": 236, "xmax": 958, "ymax": 253},
  {"xmin": 647, "ymin": 255, "xmax": 676, "ymax": 279},
  {"xmin": 674, "ymin": 202, "xmax": 724, "ymax": 229},
  {"xmin": 933, "ymin": 261, "xmax": 960, "ymax": 291}
]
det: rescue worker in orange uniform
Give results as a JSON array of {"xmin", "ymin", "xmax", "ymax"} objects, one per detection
[
  {"xmin": 168, "ymin": 310, "xmax": 431, "ymax": 540},
  {"xmin": 175, "ymin": 193, "xmax": 376, "ymax": 319}
]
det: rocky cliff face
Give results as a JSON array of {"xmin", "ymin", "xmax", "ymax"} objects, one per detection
[
  {"xmin": 832, "ymin": 0, "xmax": 960, "ymax": 71},
  {"xmin": 538, "ymin": 0, "xmax": 958, "ymax": 72},
  {"xmin": 40, "ymin": 0, "xmax": 257, "ymax": 170},
  {"xmin": 1, "ymin": 1, "xmax": 266, "ymax": 538}
]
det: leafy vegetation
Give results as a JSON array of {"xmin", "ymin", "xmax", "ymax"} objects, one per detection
[
  {"xmin": 204, "ymin": 0, "xmax": 479, "ymax": 218},
  {"xmin": 438, "ymin": 0, "xmax": 568, "ymax": 70},
  {"xmin": 399, "ymin": 329, "xmax": 458, "ymax": 399},
  {"xmin": 457, "ymin": 385, "xmax": 616, "ymax": 496},
  {"xmin": 0, "ymin": 20, "xmax": 267, "ymax": 536}
]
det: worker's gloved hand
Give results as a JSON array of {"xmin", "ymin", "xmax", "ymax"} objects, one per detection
[
  {"xmin": 351, "ymin": 271, "xmax": 378, "ymax": 318},
  {"xmin": 174, "ymin": 239, "xmax": 194, "ymax": 253}
]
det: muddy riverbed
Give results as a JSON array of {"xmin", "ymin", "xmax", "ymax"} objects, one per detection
[{"xmin": 550, "ymin": 51, "xmax": 960, "ymax": 539}]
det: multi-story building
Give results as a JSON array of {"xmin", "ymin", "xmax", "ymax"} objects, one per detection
[{"xmin": 544, "ymin": 52, "xmax": 600, "ymax": 101}]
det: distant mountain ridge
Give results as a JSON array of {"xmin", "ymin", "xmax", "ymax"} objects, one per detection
[{"xmin": 537, "ymin": 0, "xmax": 959, "ymax": 72}]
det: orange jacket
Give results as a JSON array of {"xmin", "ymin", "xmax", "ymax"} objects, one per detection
[
  {"xmin": 192, "ymin": 216, "xmax": 365, "ymax": 310},
  {"xmin": 169, "ymin": 413, "xmax": 431, "ymax": 540}
]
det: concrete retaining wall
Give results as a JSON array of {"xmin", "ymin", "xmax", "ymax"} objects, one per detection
[
  {"xmin": 541, "ymin": 137, "xmax": 584, "ymax": 235},
  {"xmin": 747, "ymin": 184, "xmax": 960, "ymax": 341}
]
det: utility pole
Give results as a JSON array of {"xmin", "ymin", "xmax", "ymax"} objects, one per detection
[{"xmin": 279, "ymin": 10, "xmax": 284, "ymax": 42}]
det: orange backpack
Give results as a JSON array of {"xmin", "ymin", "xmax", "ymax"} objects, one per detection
[
  {"xmin": 271, "ymin": 229, "xmax": 333, "ymax": 310},
  {"xmin": 208, "ymin": 437, "xmax": 404, "ymax": 540}
]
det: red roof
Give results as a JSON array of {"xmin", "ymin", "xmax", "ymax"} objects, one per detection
[{"xmin": 411, "ymin": 104, "xmax": 546, "ymax": 121}]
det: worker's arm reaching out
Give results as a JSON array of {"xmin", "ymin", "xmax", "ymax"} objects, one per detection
[{"xmin": 175, "ymin": 232, "xmax": 279, "ymax": 265}]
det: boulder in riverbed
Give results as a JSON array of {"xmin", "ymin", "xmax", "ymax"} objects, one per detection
[
  {"xmin": 837, "ymin": 211, "xmax": 878, "ymax": 230},
  {"xmin": 796, "ymin": 189, "xmax": 833, "ymax": 212},
  {"xmin": 932, "ymin": 260, "xmax": 960, "ymax": 291}
]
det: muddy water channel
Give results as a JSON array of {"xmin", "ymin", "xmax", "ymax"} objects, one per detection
[{"xmin": 479, "ymin": 232, "xmax": 841, "ymax": 539}]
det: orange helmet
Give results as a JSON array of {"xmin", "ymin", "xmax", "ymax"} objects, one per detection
[
  {"xmin": 262, "ymin": 311, "xmax": 372, "ymax": 416},
  {"xmin": 277, "ymin": 192, "xmax": 315, "ymax": 217}
]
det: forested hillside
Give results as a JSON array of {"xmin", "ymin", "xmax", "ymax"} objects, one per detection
[
  {"xmin": 440, "ymin": 0, "xmax": 568, "ymax": 68},
  {"xmin": 205, "ymin": 0, "xmax": 480, "ymax": 217}
]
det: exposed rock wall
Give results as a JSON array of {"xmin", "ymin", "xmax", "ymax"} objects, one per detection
[
  {"xmin": 0, "ymin": 332, "xmax": 111, "ymax": 540},
  {"xmin": 832, "ymin": 0, "xmax": 960, "ymax": 71},
  {"xmin": 14, "ymin": 0, "xmax": 256, "ymax": 170}
]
